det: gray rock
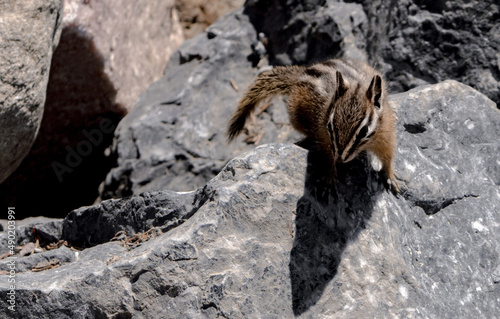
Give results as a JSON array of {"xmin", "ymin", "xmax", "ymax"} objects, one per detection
[
  {"xmin": 351, "ymin": 0, "xmax": 500, "ymax": 106},
  {"xmin": 98, "ymin": 8, "xmax": 303, "ymax": 199},
  {"xmin": 63, "ymin": 186, "xmax": 216, "ymax": 247},
  {"xmin": 0, "ymin": 25, "xmax": 127, "ymax": 220},
  {"xmin": 1, "ymin": 82, "xmax": 499, "ymax": 318},
  {"xmin": 0, "ymin": 0, "xmax": 186, "ymax": 220},
  {"xmin": 392, "ymin": 81, "xmax": 500, "ymax": 212},
  {"xmin": 0, "ymin": 245, "xmax": 75, "ymax": 273},
  {"xmin": 0, "ymin": 0, "xmax": 64, "ymax": 184},
  {"xmin": 0, "ymin": 217, "xmax": 63, "ymax": 255},
  {"xmin": 246, "ymin": 0, "xmax": 368, "ymax": 64}
]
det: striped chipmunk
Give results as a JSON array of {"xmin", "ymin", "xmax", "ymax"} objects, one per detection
[{"xmin": 226, "ymin": 58, "xmax": 400, "ymax": 193}]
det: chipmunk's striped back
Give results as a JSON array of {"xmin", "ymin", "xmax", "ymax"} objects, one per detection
[{"xmin": 227, "ymin": 58, "xmax": 400, "ymax": 193}]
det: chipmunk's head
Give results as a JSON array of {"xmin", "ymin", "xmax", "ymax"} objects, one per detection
[{"xmin": 327, "ymin": 71, "xmax": 384, "ymax": 163}]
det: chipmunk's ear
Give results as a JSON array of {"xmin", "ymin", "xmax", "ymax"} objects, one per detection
[
  {"xmin": 366, "ymin": 75, "xmax": 383, "ymax": 109},
  {"xmin": 336, "ymin": 71, "xmax": 348, "ymax": 98}
]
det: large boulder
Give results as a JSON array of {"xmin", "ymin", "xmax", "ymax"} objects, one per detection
[
  {"xmin": 0, "ymin": 81, "xmax": 499, "ymax": 318},
  {"xmin": 0, "ymin": 0, "xmax": 64, "ymax": 184},
  {"xmin": 355, "ymin": 0, "xmax": 500, "ymax": 105}
]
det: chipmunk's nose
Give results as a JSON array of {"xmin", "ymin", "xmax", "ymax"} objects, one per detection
[
  {"xmin": 336, "ymin": 153, "xmax": 347, "ymax": 164},
  {"xmin": 337, "ymin": 147, "xmax": 347, "ymax": 162}
]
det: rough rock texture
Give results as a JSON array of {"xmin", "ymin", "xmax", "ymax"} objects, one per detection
[
  {"xmin": 0, "ymin": 0, "xmax": 64, "ymax": 184},
  {"xmin": 62, "ymin": 0, "xmax": 185, "ymax": 110},
  {"xmin": 0, "ymin": 217, "xmax": 63, "ymax": 256},
  {"xmin": 1, "ymin": 82, "xmax": 499, "ymax": 318},
  {"xmin": 99, "ymin": 0, "xmax": 499, "ymax": 201},
  {"xmin": 348, "ymin": 0, "xmax": 500, "ymax": 105},
  {"xmin": 175, "ymin": 0, "xmax": 245, "ymax": 39},
  {"xmin": 63, "ymin": 186, "xmax": 215, "ymax": 247},
  {"xmin": 246, "ymin": 0, "xmax": 369, "ymax": 64},
  {"xmin": 98, "ymin": 9, "xmax": 304, "ymax": 199}
]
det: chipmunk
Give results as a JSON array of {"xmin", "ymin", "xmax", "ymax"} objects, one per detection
[{"xmin": 226, "ymin": 58, "xmax": 400, "ymax": 193}]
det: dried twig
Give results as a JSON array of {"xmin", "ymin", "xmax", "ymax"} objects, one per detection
[
  {"xmin": 229, "ymin": 78, "xmax": 239, "ymax": 92},
  {"xmin": 111, "ymin": 228, "xmax": 158, "ymax": 249},
  {"xmin": 32, "ymin": 259, "xmax": 60, "ymax": 272},
  {"xmin": 257, "ymin": 98, "xmax": 272, "ymax": 115}
]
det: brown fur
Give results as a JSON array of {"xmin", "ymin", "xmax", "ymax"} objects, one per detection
[{"xmin": 227, "ymin": 58, "xmax": 400, "ymax": 193}]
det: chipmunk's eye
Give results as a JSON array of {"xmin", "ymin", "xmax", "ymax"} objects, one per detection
[{"xmin": 358, "ymin": 125, "xmax": 368, "ymax": 139}]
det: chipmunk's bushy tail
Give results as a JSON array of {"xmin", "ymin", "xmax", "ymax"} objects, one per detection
[{"xmin": 226, "ymin": 66, "xmax": 303, "ymax": 141}]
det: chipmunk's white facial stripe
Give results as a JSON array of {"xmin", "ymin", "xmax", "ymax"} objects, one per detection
[
  {"xmin": 341, "ymin": 109, "xmax": 379, "ymax": 162},
  {"xmin": 366, "ymin": 108, "xmax": 379, "ymax": 136},
  {"xmin": 327, "ymin": 111, "xmax": 339, "ymax": 157}
]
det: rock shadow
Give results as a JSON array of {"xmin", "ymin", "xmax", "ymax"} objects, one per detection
[
  {"xmin": 289, "ymin": 142, "xmax": 384, "ymax": 315},
  {"xmin": 0, "ymin": 25, "xmax": 127, "ymax": 219}
]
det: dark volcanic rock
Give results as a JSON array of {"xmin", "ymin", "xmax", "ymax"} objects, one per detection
[
  {"xmin": 348, "ymin": 0, "xmax": 500, "ymax": 105},
  {"xmin": 98, "ymin": 8, "xmax": 303, "ymax": 199},
  {"xmin": 63, "ymin": 186, "xmax": 215, "ymax": 247},
  {"xmin": 0, "ymin": 217, "xmax": 63, "ymax": 255},
  {"xmin": 1, "ymin": 82, "xmax": 499, "ymax": 318},
  {"xmin": 245, "ymin": 0, "xmax": 368, "ymax": 64}
]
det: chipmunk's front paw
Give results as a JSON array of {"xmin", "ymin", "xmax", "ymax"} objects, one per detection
[{"xmin": 386, "ymin": 176, "xmax": 401, "ymax": 196}]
